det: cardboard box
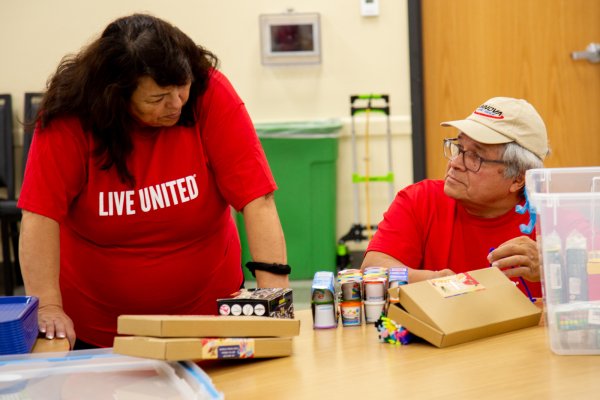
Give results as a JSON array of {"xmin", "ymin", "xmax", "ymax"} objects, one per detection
[
  {"xmin": 114, "ymin": 336, "xmax": 293, "ymax": 361},
  {"xmin": 216, "ymin": 288, "xmax": 294, "ymax": 318},
  {"xmin": 117, "ymin": 315, "xmax": 300, "ymax": 338},
  {"xmin": 386, "ymin": 267, "xmax": 542, "ymax": 348}
]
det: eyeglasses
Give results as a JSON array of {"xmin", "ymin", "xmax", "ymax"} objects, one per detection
[{"xmin": 443, "ymin": 138, "xmax": 506, "ymax": 173}]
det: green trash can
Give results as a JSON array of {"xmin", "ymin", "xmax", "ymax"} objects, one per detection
[{"xmin": 237, "ymin": 119, "xmax": 342, "ymax": 280}]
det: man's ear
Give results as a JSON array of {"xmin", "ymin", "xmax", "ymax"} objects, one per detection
[{"xmin": 509, "ymin": 173, "xmax": 526, "ymax": 194}]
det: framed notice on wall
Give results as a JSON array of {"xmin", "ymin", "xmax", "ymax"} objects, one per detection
[{"xmin": 259, "ymin": 12, "xmax": 321, "ymax": 66}]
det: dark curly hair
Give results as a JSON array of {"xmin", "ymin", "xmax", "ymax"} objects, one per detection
[{"xmin": 38, "ymin": 13, "xmax": 219, "ymax": 185}]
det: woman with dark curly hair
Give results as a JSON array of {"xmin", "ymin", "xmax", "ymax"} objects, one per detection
[{"xmin": 18, "ymin": 13, "xmax": 289, "ymax": 350}]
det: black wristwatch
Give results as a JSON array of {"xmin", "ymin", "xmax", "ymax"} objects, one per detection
[{"xmin": 245, "ymin": 262, "xmax": 291, "ymax": 277}]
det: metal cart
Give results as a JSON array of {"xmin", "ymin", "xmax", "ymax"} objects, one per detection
[{"xmin": 336, "ymin": 94, "xmax": 395, "ymax": 271}]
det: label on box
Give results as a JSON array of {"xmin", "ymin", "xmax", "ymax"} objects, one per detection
[
  {"xmin": 428, "ymin": 272, "xmax": 485, "ymax": 298},
  {"xmin": 549, "ymin": 263, "xmax": 563, "ymax": 289},
  {"xmin": 588, "ymin": 308, "xmax": 600, "ymax": 326},
  {"xmin": 201, "ymin": 338, "xmax": 255, "ymax": 359}
]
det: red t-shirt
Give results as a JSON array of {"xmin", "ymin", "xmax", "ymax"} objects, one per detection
[
  {"xmin": 366, "ymin": 179, "xmax": 542, "ymax": 297},
  {"xmin": 18, "ymin": 70, "xmax": 277, "ymax": 347}
]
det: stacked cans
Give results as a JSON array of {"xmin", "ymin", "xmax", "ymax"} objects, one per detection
[
  {"xmin": 387, "ymin": 267, "xmax": 409, "ymax": 304},
  {"xmin": 311, "ymin": 268, "xmax": 409, "ymax": 329},
  {"xmin": 362, "ymin": 267, "xmax": 388, "ymax": 324},
  {"xmin": 338, "ymin": 269, "xmax": 363, "ymax": 326},
  {"xmin": 0, "ymin": 296, "xmax": 39, "ymax": 355},
  {"xmin": 338, "ymin": 267, "xmax": 409, "ymax": 326}
]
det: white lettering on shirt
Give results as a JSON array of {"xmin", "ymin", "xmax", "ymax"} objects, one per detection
[
  {"xmin": 176, "ymin": 178, "xmax": 189, "ymax": 202},
  {"xmin": 164, "ymin": 180, "xmax": 179, "ymax": 206},
  {"xmin": 186, "ymin": 175, "xmax": 199, "ymax": 199},
  {"xmin": 99, "ymin": 192, "xmax": 109, "ymax": 216},
  {"xmin": 98, "ymin": 191, "xmax": 136, "ymax": 216},
  {"xmin": 99, "ymin": 174, "xmax": 199, "ymax": 216}
]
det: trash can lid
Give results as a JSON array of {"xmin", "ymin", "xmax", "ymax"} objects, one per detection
[{"xmin": 255, "ymin": 119, "xmax": 343, "ymax": 136}]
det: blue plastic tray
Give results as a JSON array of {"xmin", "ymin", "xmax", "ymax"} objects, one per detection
[{"xmin": 0, "ymin": 296, "xmax": 39, "ymax": 355}]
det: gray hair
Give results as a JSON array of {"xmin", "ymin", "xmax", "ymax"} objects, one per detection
[{"xmin": 501, "ymin": 142, "xmax": 546, "ymax": 179}]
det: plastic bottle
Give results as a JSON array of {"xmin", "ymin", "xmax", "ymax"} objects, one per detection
[
  {"xmin": 543, "ymin": 230, "xmax": 566, "ymax": 304},
  {"xmin": 565, "ymin": 229, "xmax": 589, "ymax": 302}
]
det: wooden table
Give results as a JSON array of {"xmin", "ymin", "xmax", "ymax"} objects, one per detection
[
  {"xmin": 30, "ymin": 308, "xmax": 600, "ymax": 399},
  {"xmin": 202, "ymin": 309, "xmax": 600, "ymax": 400}
]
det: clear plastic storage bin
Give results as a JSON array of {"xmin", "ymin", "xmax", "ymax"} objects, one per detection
[
  {"xmin": 526, "ymin": 167, "xmax": 600, "ymax": 355},
  {"xmin": 0, "ymin": 348, "xmax": 223, "ymax": 399}
]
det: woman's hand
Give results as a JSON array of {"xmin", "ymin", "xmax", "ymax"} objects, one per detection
[
  {"xmin": 38, "ymin": 303, "xmax": 76, "ymax": 349},
  {"xmin": 20, "ymin": 211, "xmax": 75, "ymax": 348}
]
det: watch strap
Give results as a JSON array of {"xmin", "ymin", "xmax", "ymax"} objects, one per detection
[{"xmin": 245, "ymin": 262, "xmax": 291, "ymax": 277}]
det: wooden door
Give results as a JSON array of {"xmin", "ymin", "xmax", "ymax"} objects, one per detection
[{"xmin": 422, "ymin": 0, "xmax": 600, "ymax": 179}]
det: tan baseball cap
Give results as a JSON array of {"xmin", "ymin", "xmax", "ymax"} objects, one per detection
[{"xmin": 441, "ymin": 97, "xmax": 548, "ymax": 160}]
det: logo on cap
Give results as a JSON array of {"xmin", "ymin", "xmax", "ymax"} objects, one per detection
[{"xmin": 473, "ymin": 104, "xmax": 504, "ymax": 120}]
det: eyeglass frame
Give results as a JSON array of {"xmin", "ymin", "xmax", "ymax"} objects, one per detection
[{"xmin": 443, "ymin": 138, "xmax": 507, "ymax": 173}]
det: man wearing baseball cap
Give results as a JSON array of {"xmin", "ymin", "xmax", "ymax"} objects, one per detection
[{"xmin": 361, "ymin": 97, "xmax": 548, "ymax": 297}]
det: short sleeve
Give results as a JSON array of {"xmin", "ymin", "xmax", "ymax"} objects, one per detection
[
  {"xmin": 197, "ymin": 71, "xmax": 276, "ymax": 211},
  {"xmin": 367, "ymin": 183, "xmax": 427, "ymax": 268},
  {"xmin": 17, "ymin": 117, "xmax": 88, "ymax": 223}
]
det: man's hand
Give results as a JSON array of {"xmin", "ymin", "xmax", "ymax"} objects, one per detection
[
  {"xmin": 488, "ymin": 236, "xmax": 541, "ymax": 282},
  {"xmin": 361, "ymin": 250, "xmax": 456, "ymax": 282}
]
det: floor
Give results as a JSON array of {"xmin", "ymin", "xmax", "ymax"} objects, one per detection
[{"xmin": 289, "ymin": 280, "xmax": 312, "ymax": 310}]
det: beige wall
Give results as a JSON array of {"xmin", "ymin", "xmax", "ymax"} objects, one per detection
[{"xmin": 0, "ymin": 0, "xmax": 413, "ymax": 251}]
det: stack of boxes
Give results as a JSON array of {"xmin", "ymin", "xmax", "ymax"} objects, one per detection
[
  {"xmin": 113, "ymin": 315, "xmax": 300, "ymax": 360},
  {"xmin": 114, "ymin": 288, "xmax": 298, "ymax": 361}
]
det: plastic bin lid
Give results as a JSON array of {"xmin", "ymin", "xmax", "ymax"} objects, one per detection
[
  {"xmin": 254, "ymin": 119, "xmax": 343, "ymax": 136},
  {"xmin": 0, "ymin": 348, "xmax": 223, "ymax": 399}
]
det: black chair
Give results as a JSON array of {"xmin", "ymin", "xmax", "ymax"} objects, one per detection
[
  {"xmin": 0, "ymin": 93, "xmax": 43, "ymax": 295},
  {"xmin": 0, "ymin": 94, "xmax": 17, "ymax": 295},
  {"xmin": 0, "ymin": 95, "xmax": 15, "ymax": 200},
  {"xmin": 22, "ymin": 93, "xmax": 42, "ymax": 175}
]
